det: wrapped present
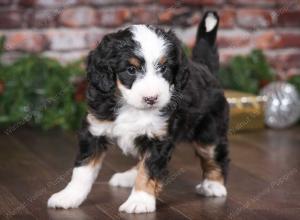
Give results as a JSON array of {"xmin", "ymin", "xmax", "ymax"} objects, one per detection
[{"xmin": 225, "ymin": 90, "xmax": 266, "ymax": 134}]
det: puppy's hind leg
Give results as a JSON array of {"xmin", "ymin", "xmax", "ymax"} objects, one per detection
[
  {"xmin": 47, "ymin": 120, "xmax": 109, "ymax": 209},
  {"xmin": 194, "ymin": 143, "xmax": 228, "ymax": 197},
  {"xmin": 192, "ymin": 114, "xmax": 229, "ymax": 197}
]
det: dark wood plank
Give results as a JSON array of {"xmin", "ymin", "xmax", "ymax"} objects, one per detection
[
  {"xmin": 1, "ymin": 126, "xmax": 300, "ymax": 220},
  {"xmin": 0, "ymin": 133, "xmax": 56, "ymax": 219},
  {"xmin": 230, "ymin": 129, "xmax": 300, "ymax": 192},
  {"xmin": 0, "ymin": 185, "xmax": 35, "ymax": 220},
  {"xmin": 11, "ymin": 129, "xmax": 112, "ymax": 220}
]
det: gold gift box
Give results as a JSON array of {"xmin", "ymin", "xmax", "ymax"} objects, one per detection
[{"xmin": 225, "ymin": 90, "xmax": 266, "ymax": 134}]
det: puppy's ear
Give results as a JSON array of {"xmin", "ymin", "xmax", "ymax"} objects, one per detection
[
  {"xmin": 86, "ymin": 39, "xmax": 115, "ymax": 93},
  {"xmin": 167, "ymin": 30, "xmax": 190, "ymax": 91},
  {"xmin": 175, "ymin": 46, "xmax": 190, "ymax": 91}
]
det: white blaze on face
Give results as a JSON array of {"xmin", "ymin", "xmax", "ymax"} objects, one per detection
[{"xmin": 119, "ymin": 25, "xmax": 172, "ymax": 109}]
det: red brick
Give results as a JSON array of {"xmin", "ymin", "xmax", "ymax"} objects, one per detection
[
  {"xmin": 0, "ymin": 11, "xmax": 23, "ymax": 29},
  {"xmin": 186, "ymin": 13, "xmax": 201, "ymax": 26},
  {"xmin": 96, "ymin": 8, "xmax": 131, "ymax": 27},
  {"xmin": 277, "ymin": 10, "xmax": 300, "ymax": 27},
  {"xmin": 159, "ymin": 0, "xmax": 180, "ymax": 5},
  {"xmin": 158, "ymin": 7, "xmax": 191, "ymax": 25},
  {"xmin": 173, "ymin": 26, "xmax": 197, "ymax": 47},
  {"xmin": 28, "ymin": 9, "xmax": 60, "ymax": 28},
  {"xmin": 0, "ymin": 0, "xmax": 12, "ymax": 5},
  {"xmin": 59, "ymin": 7, "xmax": 96, "ymax": 27},
  {"xmin": 160, "ymin": 0, "xmax": 224, "ymax": 6},
  {"xmin": 256, "ymin": 31, "xmax": 300, "ymax": 49},
  {"xmin": 46, "ymin": 29, "xmax": 87, "ymax": 51},
  {"xmin": 43, "ymin": 50, "xmax": 89, "ymax": 64},
  {"xmin": 267, "ymin": 50, "xmax": 300, "ymax": 71},
  {"xmin": 5, "ymin": 32, "xmax": 48, "ymax": 53},
  {"xmin": 35, "ymin": 0, "xmax": 79, "ymax": 7},
  {"xmin": 228, "ymin": 0, "xmax": 277, "ymax": 6},
  {"xmin": 236, "ymin": 9, "xmax": 274, "ymax": 29},
  {"xmin": 286, "ymin": 68, "xmax": 300, "ymax": 78},
  {"xmin": 90, "ymin": 0, "xmax": 152, "ymax": 5},
  {"xmin": 85, "ymin": 29, "xmax": 105, "ymax": 49},
  {"xmin": 159, "ymin": 9, "xmax": 175, "ymax": 24},
  {"xmin": 19, "ymin": 0, "xmax": 36, "ymax": 7},
  {"xmin": 219, "ymin": 48, "xmax": 251, "ymax": 64},
  {"xmin": 131, "ymin": 6, "xmax": 160, "ymax": 24},
  {"xmin": 217, "ymin": 33, "xmax": 250, "ymax": 48},
  {"xmin": 255, "ymin": 31, "xmax": 277, "ymax": 49},
  {"xmin": 219, "ymin": 9, "xmax": 235, "ymax": 28},
  {"xmin": 274, "ymin": 32, "xmax": 300, "ymax": 48},
  {"xmin": 0, "ymin": 52, "xmax": 24, "ymax": 64},
  {"xmin": 185, "ymin": 0, "xmax": 224, "ymax": 5}
]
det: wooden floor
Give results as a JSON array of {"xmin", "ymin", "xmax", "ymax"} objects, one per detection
[{"xmin": 0, "ymin": 127, "xmax": 299, "ymax": 220}]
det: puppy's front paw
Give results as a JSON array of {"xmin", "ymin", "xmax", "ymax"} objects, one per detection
[
  {"xmin": 48, "ymin": 188, "xmax": 87, "ymax": 209},
  {"xmin": 119, "ymin": 190, "xmax": 156, "ymax": 213},
  {"xmin": 109, "ymin": 169, "xmax": 137, "ymax": 188},
  {"xmin": 196, "ymin": 180, "xmax": 227, "ymax": 197}
]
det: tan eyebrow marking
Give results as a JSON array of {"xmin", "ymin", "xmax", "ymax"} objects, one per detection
[
  {"xmin": 128, "ymin": 57, "xmax": 140, "ymax": 68},
  {"xmin": 159, "ymin": 56, "xmax": 167, "ymax": 65}
]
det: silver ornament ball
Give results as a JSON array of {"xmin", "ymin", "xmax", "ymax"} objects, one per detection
[{"xmin": 260, "ymin": 82, "xmax": 300, "ymax": 129}]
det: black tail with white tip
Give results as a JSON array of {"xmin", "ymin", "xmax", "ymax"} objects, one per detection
[{"xmin": 192, "ymin": 11, "xmax": 220, "ymax": 76}]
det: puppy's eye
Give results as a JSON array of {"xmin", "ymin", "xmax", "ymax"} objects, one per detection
[
  {"xmin": 160, "ymin": 65, "xmax": 167, "ymax": 73},
  {"xmin": 127, "ymin": 66, "xmax": 136, "ymax": 75}
]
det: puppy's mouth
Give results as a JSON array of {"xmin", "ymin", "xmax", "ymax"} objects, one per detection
[
  {"xmin": 136, "ymin": 103, "xmax": 160, "ymax": 110},
  {"xmin": 144, "ymin": 104, "xmax": 159, "ymax": 110},
  {"xmin": 128, "ymin": 100, "xmax": 162, "ymax": 111}
]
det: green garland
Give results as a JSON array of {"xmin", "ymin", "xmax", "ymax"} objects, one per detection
[
  {"xmin": 218, "ymin": 49, "xmax": 275, "ymax": 94},
  {"xmin": 0, "ymin": 38, "xmax": 86, "ymax": 131}
]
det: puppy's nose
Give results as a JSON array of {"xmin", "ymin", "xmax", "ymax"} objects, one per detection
[{"xmin": 143, "ymin": 95, "xmax": 158, "ymax": 105}]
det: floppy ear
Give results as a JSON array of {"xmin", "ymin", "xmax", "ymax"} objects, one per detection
[
  {"xmin": 167, "ymin": 30, "xmax": 190, "ymax": 91},
  {"xmin": 174, "ymin": 46, "xmax": 190, "ymax": 91},
  {"xmin": 86, "ymin": 39, "xmax": 115, "ymax": 93}
]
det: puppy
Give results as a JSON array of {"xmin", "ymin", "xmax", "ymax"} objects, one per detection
[{"xmin": 48, "ymin": 11, "xmax": 229, "ymax": 213}]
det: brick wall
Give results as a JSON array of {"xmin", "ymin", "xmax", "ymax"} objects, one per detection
[{"xmin": 0, "ymin": 0, "xmax": 299, "ymax": 78}]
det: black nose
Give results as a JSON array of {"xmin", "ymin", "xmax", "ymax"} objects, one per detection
[{"xmin": 143, "ymin": 96, "xmax": 158, "ymax": 105}]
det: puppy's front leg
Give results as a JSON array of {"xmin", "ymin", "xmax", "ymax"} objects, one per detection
[
  {"xmin": 119, "ymin": 160, "xmax": 158, "ymax": 213},
  {"xmin": 47, "ymin": 121, "xmax": 109, "ymax": 209},
  {"xmin": 119, "ymin": 137, "xmax": 173, "ymax": 214}
]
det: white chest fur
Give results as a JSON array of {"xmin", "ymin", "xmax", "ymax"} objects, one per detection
[{"xmin": 87, "ymin": 106, "xmax": 167, "ymax": 156}]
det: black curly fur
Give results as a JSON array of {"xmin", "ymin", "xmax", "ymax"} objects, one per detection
[
  {"xmin": 75, "ymin": 118, "xmax": 110, "ymax": 166},
  {"xmin": 135, "ymin": 136, "xmax": 174, "ymax": 180}
]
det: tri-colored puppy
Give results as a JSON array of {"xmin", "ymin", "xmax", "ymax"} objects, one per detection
[{"xmin": 48, "ymin": 11, "xmax": 229, "ymax": 213}]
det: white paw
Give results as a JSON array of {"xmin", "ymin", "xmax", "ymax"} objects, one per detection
[
  {"xmin": 47, "ymin": 188, "xmax": 87, "ymax": 209},
  {"xmin": 196, "ymin": 180, "xmax": 227, "ymax": 197},
  {"xmin": 119, "ymin": 190, "xmax": 156, "ymax": 213},
  {"xmin": 205, "ymin": 12, "xmax": 218, "ymax": 32},
  {"xmin": 109, "ymin": 169, "xmax": 137, "ymax": 188}
]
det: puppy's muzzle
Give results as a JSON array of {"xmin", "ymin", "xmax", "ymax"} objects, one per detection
[{"xmin": 143, "ymin": 95, "xmax": 158, "ymax": 105}]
